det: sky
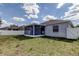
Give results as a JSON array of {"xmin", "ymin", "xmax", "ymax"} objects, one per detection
[{"xmin": 0, "ymin": 3, "xmax": 79, "ymax": 27}]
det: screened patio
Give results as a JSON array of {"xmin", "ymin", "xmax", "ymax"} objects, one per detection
[{"xmin": 24, "ymin": 24, "xmax": 45, "ymax": 37}]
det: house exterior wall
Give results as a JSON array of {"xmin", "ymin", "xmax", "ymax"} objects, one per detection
[
  {"xmin": 45, "ymin": 22, "xmax": 71, "ymax": 38},
  {"xmin": 0, "ymin": 30, "xmax": 24, "ymax": 35},
  {"xmin": 67, "ymin": 28, "xmax": 79, "ymax": 39}
]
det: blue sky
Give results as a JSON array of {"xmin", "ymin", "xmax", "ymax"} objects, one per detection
[{"xmin": 0, "ymin": 3, "xmax": 79, "ymax": 26}]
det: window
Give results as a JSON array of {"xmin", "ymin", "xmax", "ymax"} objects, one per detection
[{"xmin": 53, "ymin": 25, "xmax": 59, "ymax": 32}]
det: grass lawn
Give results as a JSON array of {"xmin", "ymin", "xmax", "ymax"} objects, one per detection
[{"xmin": 0, "ymin": 35, "xmax": 79, "ymax": 56}]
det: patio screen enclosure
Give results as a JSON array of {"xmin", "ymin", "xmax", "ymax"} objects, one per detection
[{"xmin": 24, "ymin": 24, "xmax": 45, "ymax": 35}]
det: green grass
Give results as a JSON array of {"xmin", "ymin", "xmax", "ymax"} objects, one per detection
[{"xmin": 0, "ymin": 35, "xmax": 79, "ymax": 56}]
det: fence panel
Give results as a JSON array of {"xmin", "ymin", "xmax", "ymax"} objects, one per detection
[
  {"xmin": 0, "ymin": 30, "xmax": 24, "ymax": 35},
  {"xmin": 67, "ymin": 28, "xmax": 79, "ymax": 39}
]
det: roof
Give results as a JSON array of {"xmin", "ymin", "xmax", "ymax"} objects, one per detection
[
  {"xmin": 25, "ymin": 23, "xmax": 45, "ymax": 27},
  {"xmin": 41, "ymin": 20, "xmax": 73, "ymax": 26}
]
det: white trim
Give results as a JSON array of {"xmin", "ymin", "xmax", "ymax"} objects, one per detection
[{"xmin": 24, "ymin": 35, "xmax": 44, "ymax": 37}]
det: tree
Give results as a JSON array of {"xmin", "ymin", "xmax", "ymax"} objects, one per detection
[
  {"xmin": 76, "ymin": 25, "xmax": 79, "ymax": 27},
  {"xmin": 9, "ymin": 24, "xmax": 19, "ymax": 30},
  {"xmin": 0, "ymin": 17, "xmax": 2, "ymax": 27}
]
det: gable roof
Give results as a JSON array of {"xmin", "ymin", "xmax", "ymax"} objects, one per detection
[{"xmin": 41, "ymin": 20, "xmax": 73, "ymax": 26}]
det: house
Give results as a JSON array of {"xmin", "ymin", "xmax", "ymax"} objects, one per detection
[
  {"xmin": 0, "ymin": 19, "xmax": 79, "ymax": 39},
  {"xmin": 41, "ymin": 20, "xmax": 73, "ymax": 38},
  {"xmin": 24, "ymin": 20, "xmax": 74, "ymax": 38}
]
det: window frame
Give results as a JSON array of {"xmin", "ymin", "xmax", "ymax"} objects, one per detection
[{"xmin": 53, "ymin": 25, "xmax": 59, "ymax": 32}]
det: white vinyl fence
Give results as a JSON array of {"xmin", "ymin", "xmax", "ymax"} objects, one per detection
[
  {"xmin": 0, "ymin": 30, "xmax": 24, "ymax": 35},
  {"xmin": 67, "ymin": 28, "xmax": 79, "ymax": 39}
]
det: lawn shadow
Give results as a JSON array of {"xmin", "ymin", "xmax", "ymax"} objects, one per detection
[
  {"xmin": 13, "ymin": 35, "xmax": 34, "ymax": 41},
  {"xmin": 41, "ymin": 36, "xmax": 76, "ymax": 43},
  {"xmin": 13, "ymin": 35, "xmax": 76, "ymax": 42}
]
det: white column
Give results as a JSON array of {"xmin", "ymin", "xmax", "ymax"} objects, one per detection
[{"xmin": 33, "ymin": 25, "xmax": 35, "ymax": 35}]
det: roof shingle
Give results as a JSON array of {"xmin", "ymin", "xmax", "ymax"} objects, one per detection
[{"xmin": 41, "ymin": 20, "xmax": 72, "ymax": 26}]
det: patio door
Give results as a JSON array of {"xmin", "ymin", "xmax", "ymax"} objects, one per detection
[
  {"xmin": 35, "ymin": 25, "xmax": 41, "ymax": 35},
  {"xmin": 35, "ymin": 25, "xmax": 45, "ymax": 35}
]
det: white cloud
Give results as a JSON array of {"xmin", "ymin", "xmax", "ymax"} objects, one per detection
[
  {"xmin": 43, "ymin": 15, "xmax": 57, "ymax": 21},
  {"xmin": 12, "ymin": 17, "xmax": 25, "ymax": 22},
  {"xmin": 22, "ymin": 3, "xmax": 39, "ymax": 14},
  {"xmin": 22, "ymin": 3, "xmax": 39, "ymax": 19},
  {"xmin": 62, "ymin": 4, "xmax": 79, "ymax": 20},
  {"xmin": 68, "ymin": 4, "xmax": 78, "ymax": 10},
  {"xmin": 2, "ymin": 20, "xmax": 8, "ymax": 24},
  {"xmin": 0, "ymin": 20, "xmax": 13, "ymax": 28},
  {"xmin": 60, "ymin": 3, "xmax": 79, "ymax": 25},
  {"xmin": 31, "ymin": 21, "xmax": 40, "ymax": 24},
  {"xmin": 57, "ymin": 3, "xmax": 64, "ymax": 9},
  {"xmin": 25, "ymin": 14, "xmax": 38, "ymax": 19}
]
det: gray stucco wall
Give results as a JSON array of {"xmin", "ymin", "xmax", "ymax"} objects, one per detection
[{"xmin": 45, "ymin": 22, "xmax": 71, "ymax": 38}]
